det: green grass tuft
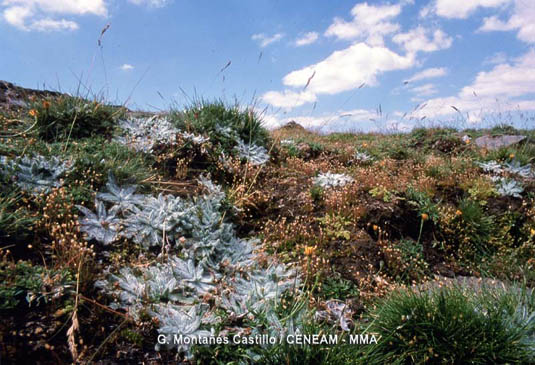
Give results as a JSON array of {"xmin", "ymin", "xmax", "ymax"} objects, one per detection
[{"xmin": 362, "ymin": 285, "xmax": 535, "ymax": 364}]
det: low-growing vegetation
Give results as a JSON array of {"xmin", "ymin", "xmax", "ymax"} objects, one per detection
[{"xmin": 1, "ymin": 90, "xmax": 535, "ymax": 363}]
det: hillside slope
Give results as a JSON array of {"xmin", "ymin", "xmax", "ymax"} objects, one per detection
[{"xmin": 1, "ymin": 87, "xmax": 535, "ymax": 364}]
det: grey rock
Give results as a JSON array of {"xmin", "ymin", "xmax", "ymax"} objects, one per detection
[{"xmin": 475, "ymin": 135, "xmax": 526, "ymax": 150}]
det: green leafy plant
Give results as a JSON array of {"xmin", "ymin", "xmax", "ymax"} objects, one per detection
[
  {"xmin": 96, "ymin": 172, "xmax": 145, "ymax": 211},
  {"xmin": 406, "ymin": 186, "xmax": 440, "ymax": 221},
  {"xmin": 505, "ymin": 160, "xmax": 533, "ymax": 178},
  {"xmin": 0, "ymin": 261, "xmax": 74, "ymax": 309},
  {"xmin": 369, "ymin": 186, "xmax": 396, "ymax": 203},
  {"xmin": 234, "ymin": 139, "xmax": 270, "ymax": 165},
  {"xmin": 310, "ymin": 185, "xmax": 324, "ymax": 203},
  {"xmin": 313, "ymin": 172, "xmax": 353, "ymax": 189},
  {"xmin": 320, "ymin": 274, "xmax": 360, "ymax": 300},
  {"xmin": 495, "ymin": 177, "xmax": 524, "ymax": 198},
  {"xmin": 477, "ymin": 160, "xmax": 504, "ymax": 174},
  {"xmin": 1, "ymin": 154, "xmax": 72, "ymax": 195},
  {"xmin": 353, "ymin": 151, "xmax": 374, "ymax": 164},
  {"xmin": 116, "ymin": 115, "xmax": 181, "ymax": 153},
  {"xmin": 77, "ymin": 199, "xmax": 121, "ymax": 245},
  {"xmin": 95, "ymin": 175, "xmax": 300, "ymax": 360},
  {"xmin": 317, "ymin": 213, "xmax": 352, "ymax": 241},
  {"xmin": 379, "ymin": 238, "xmax": 429, "ymax": 284}
]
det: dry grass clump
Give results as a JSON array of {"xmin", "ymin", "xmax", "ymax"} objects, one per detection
[
  {"xmin": 262, "ymin": 216, "xmax": 320, "ymax": 258},
  {"xmin": 38, "ymin": 187, "xmax": 95, "ymax": 275}
]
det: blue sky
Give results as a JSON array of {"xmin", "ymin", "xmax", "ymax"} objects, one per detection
[{"xmin": 1, "ymin": 0, "xmax": 534, "ymax": 132}]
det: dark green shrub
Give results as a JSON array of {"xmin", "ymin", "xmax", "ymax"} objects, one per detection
[
  {"xmin": 320, "ymin": 273, "xmax": 360, "ymax": 300},
  {"xmin": 31, "ymin": 95, "xmax": 124, "ymax": 142},
  {"xmin": 310, "ymin": 185, "xmax": 324, "ymax": 203},
  {"xmin": 490, "ymin": 124, "xmax": 518, "ymax": 136},
  {"xmin": 307, "ymin": 141, "xmax": 325, "ymax": 157},
  {"xmin": 458, "ymin": 198, "xmax": 495, "ymax": 254},
  {"xmin": 0, "ymin": 261, "xmax": 73, "ymax": 309}
]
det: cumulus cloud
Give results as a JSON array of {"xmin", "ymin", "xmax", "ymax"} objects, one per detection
[
  {"xmin": 410, "ymin": 83, "xmax": 438, "ymax": 97},
  {"xmin": 478, "ymin": 1, "xmax": 535, "ymax": 43},
  {"xmin": 1, "ymin": 0, "xmax": 107, "ymax": 31},
  {"xmin": 252, "ymin": 33, "xmax": 284, "ymax": 48},
  {"xmin": 261, "ymin": 90, "xmax": 317, "ymax": 108},
  {"xmin": 127, "ymin": 0, "xmax": 172, "ymax": 7},
  {"xmin": 406, "ymin": 67, "xmax": 448, "ymax": 83},
  {"xmin": 281, "ymin": 42, "xmax": 414, "ymax": 96},
  {"xmin": 459, "ymin": 50, "xmax": 535, "ymax": 99},
  {"xmin": 3, "ymin": 5, "xmax": 31, "ymax": 29},
  {"xmin": 393, "ymin": 26, "xmax": 453, "ymax": 54},
  {"xmin": 411, "ymin": 50, "xmax": 535, "ymax": 122},
  {"xmin": 424, "ymin": 0, "xmax": 512, "ymax": 19},
  {"xmin": 295, "ymin": 32, "xmax": 318, "ymax": 46},
  {"xmin": 325, "ymin": 2, "xmax": 402, "ymax": 46},
  {"xmin": 31, "ymin": 17, "xmax": 78, "ymax": 31},
  {"xmin": 120, "ymin": 64, "xmax": 134, "ymax": 71},
  {"xmin": 483, "ymin": 52, "xmax": 508, "ymax": 65}
]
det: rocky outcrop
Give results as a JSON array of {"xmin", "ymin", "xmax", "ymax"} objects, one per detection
[
  {"xmin": 475, "ymin": 134, "xmax": 527, "ymax": 150},
  {"xmin": 0, "ymin": 80, "xmax": 63, "ymax": 109},
  {"xmin": 280, "ymin": 120, "xmax": 305, "ymax": 130}
]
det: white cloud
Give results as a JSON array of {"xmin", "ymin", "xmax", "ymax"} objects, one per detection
[
  {"xmin": 479, "ymin": 16, "xmax": 513, "ymax": 32},
  {"xmin": 295, "ymin": 32, "xmax": 318, "ymax": 46},
  {"xmin": 325, "ymin": 2, "xmax": 402, "ymax": 46},
  {"xmin": 262, "ymin": 108, "xmax": 378, "ymax": 132},
  {"xmin": 281, "ymin": 42, "xmax": 415, "ymax": 96},
  {"xmin": 393, "ymin": 26, "xmax": 453, "ymax": 54},
  {"xmin": 3, "ymin": 5, "xmax": 31, "ymax": 29},
  {"xmin": 406, "ymin": 67, "xmax": 448, "ymax": 83},
  {"xmin": 410, "ymin": 83, "xmax": 438, "ymax": 97},
  {"xmin": 1, "ymin": 0, "xmax": 107, "ymax": 31},
  {"xmin": 425, "ymin": 0, "xmax": 511, "ymax": 19},
  {"xmin": 459, "ymin": 51, "xmax": 535, "ymax": 99},
  {"xmin": 479, "ymin": 1, "xmax": 535, "ymax": 43},
  {"xmin": 252, "ymin": 33, "xmax": 284, "ymax": 48},
  {"xmin": 419, "ymin": 4, "xmax": 433, "ymax": 18},
  {"xmin": 3, "ymin": 0, "xmax": 107, "ymax": 16},
  {"xmin": 411, "ymin": 50, "xmax": 535, "ymax": 122},
  {"xmin": 120, "ymin": 64, "xmax": 134, "ymax": 71},
  {"xmin": 483, "ymin": 52, "xmax": 508, "ymax": 65},
  {"xmin": 128, "ymin": 0, "xmax": 171, "ymax": 8},
  {"xmin": 261, "ymin": 90, "xmax": 317, "ymax": 109},
  {"xmin": 31, "ymin": 17, "xmax": 77, "ymax": 31}
]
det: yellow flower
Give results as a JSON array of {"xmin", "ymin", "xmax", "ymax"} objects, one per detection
[
  {"xmin": 304, "ymin": 246, "xmax": 316, "ymax": 256},
  {"xmin": 421, "ymin": 213, "xmax": 429, "ymax": 221},
  {"xmin": 531, "ymin": 228, "xmax": 535, "ymax": 236},
  {"xmin": 29, "ymin": 109, "xmax": 37, "ymax": 117},
  {"xmin": 509, "ymin": 153, "xmax": 515, "ymax": 159},
  {"xmin": 372, "ymin": 224, "xmax": 379, "ymax": 231},
  {"xmin": 362, "ymin": 142, "xmax": 368, "ymax": 148},
  {"xmin": 455, "ymin": 210, "xmax": 463, "ymax": 216}
]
